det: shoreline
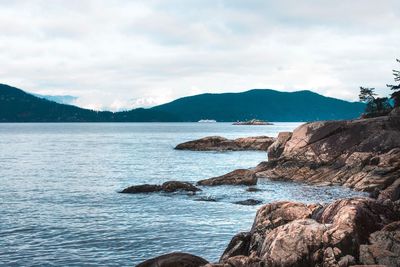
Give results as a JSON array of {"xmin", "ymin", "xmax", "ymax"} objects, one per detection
[{"xmin": 137, "ymin": 108, "xmax": 400, "ymax": 267}]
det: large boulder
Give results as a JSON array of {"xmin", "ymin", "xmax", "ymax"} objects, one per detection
[
  {"xmin": 197, "ymin": 169, "xmax": 257, "ymax": 186},
  {"xmin": 175, "ymin": 136, "xmax": 275, "ymax": 151},
  {"xmin": 136, "ymin": 252, "xmax": 209, "ymax": 267}
]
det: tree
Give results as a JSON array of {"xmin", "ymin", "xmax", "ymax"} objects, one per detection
[
  {"xmin": 359, "ymin": 87, "xmax": 391, "ymax": 114},
  {"xmin": 387, "ymin": 59, "xmax": 400, "ymax": 107},
  {"xmin": 359, "ymin": 87, "xmax": 376, "ymax": 103}
]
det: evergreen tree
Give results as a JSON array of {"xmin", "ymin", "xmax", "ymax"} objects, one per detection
[{"xmin": 387, "ymin": 59, "xmax": 400, "ymax": 107}]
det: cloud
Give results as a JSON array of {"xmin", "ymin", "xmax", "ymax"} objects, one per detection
[{"xmin": 0, "ymin": 0, "xmax": 399, "ymax": 110}]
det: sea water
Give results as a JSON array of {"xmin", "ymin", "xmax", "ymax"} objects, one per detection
[{"xmin": 0, "ymin": 123, "xmax": 366, "ymax": 266}]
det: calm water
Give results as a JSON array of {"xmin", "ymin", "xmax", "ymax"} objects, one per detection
[{"xmin": 0, "ymin": 123, "xmax": 365, "ymax": 266}]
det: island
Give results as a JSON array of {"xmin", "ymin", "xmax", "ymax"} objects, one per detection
[{"xmin": 233, "ymin": 119, "xmax": 273, "ymax": 125}]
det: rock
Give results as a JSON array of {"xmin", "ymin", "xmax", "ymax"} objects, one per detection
[
  {"xmin": 194, "ymin": 196, "xmax": 218, "ymax": 202},
  {"xmin": 217, "ymin": 198, "xmax": 399, "ymax": 267},
  {"xmin": 248, "ymin": 201, "xmax": 321, "ymax": 256},
  {"xmin": 359, "ymin": 221, "xmax": 400, "ymax": 267},
  {"xmin": 267, "ymin": 131, "xmax": 292, "ymax": 160},
  {"xmin": 255, "ymin": 116, "xmax": 400, "ymax": 196},
  {"xmin": 234, "ymin": 199, "xmax": 262, "ymax": 206},
  {"xmin": 389, "ymin": 107, "xmax": 400, "ymax": 117},
  {"xmin": 136, "ymin": 252, "xmax": 209, "ymax": 267},
  {"xmin": 260, "ymin": 219, "xmax": 328, "ymax": 266},
  {"xmin": 314, "ymin": 198, "xmax": 399, "ymax": 257},
  {"xmin": 162, "ymin": 181, "xmax": 201, "ymax": 193},
  {"xmin": 197, "ymin": 169, "xmax": 257, "ymax": 186},
  {"xmin": 233, "ymin": 119, "xmax": 273, "ymax": 125},
  {"xmin": 338, "ymin": 255, "xmax": 356, "ymax": 267},
  {"xmin": 219, "ymin": 232, "xmax": 251, "ymax": 262},
  {"xmin": 120, "ymin": 181, "xmax": 200, "ymax": 194},
  {"xmin": 246, "ymin": 187, "xmax": 262, "ymax": 192},
  {"xmin": 120, "ymin": 184, "xmax": 162, "ymax": 194},
  {"xmin": 175, "ymin": 136, "xmax": 275, "ymax": 151}
]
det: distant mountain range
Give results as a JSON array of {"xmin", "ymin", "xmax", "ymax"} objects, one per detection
[
  {"xmin": 0, "ymin": 83, "xmax": 365, "ymax": 122},
  {"xmin": 32, "ymin": 93, "xmax": 78, "ymax": 105}
]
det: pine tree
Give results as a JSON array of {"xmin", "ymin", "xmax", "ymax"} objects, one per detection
[{"xmin": 386, "ymin": 59, "xmax": 400, "ymax": 107}]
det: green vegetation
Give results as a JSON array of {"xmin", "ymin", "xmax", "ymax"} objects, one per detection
[
  {"xmin": 0, "ymin": 83, "xmax": 365, "ymax": 122},
  {"xmin": 387, "ymin": 59, "xmax": 400, "ymax": 108},
  {"xmin": 360, "ymin": 58, "xmax": 400, "ymax": 117}
]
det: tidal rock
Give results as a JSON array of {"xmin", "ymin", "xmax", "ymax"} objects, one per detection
[
  {"xmin": 234, "ymin": 199, "xmax": 262, "ymax": 206},
  {"xmin": 175, "ymin": 135, "xmax": 275, "ymax": 151},
  {"xmin": 136, "ymin": 252, "xmax": 209, "ymax": 267},
  {"xmin": 197, "ymin": 169, "xmax": 257, "ymax": 186},
  {"xmin": 120, "ymin": 184, "xmax": 162, "ymax": 194},
  {"xmin": 120, "ymin": 181, "xmax": 200, "ymax": 194},
  {"xmin": 246, "ymin": 187, "xmax": 262, "ymax": 192},
  {"xmin": 161, "ymin": 181, "xmax": 201, "ymax": 193}
]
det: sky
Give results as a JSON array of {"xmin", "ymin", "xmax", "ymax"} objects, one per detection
[{"xmin": 0, "ymin": 0, "xmax": 399, "ymax": 111}]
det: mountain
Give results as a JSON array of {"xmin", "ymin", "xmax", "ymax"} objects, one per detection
[
  {"xmin": 0, "ymin": 84, "xmax": 365, "ymax": 122},
  {"xmin": 0, "ymin": 84, "xmax": 178, "ymax": 122},
  {"xmin": 32, "ymin": 93, "xmax": 78, "ymax": 105},
  {"xmin": 151, "ymin": 89, "xmax": 365, "ymax": 121}
]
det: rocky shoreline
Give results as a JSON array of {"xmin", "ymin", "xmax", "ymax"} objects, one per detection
[{"xmin": 135, "ymin": 108, "xmax": 400, "ymax": 267}]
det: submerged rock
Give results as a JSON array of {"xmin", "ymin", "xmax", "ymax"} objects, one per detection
[
  {"xmin": 175, "ymin": 135, "xmax": 275, "ymax": 151},
  {"xmin": 197, "ymin": 169, "xmax": 257, "ymax": 186},
  {"xmin": 136, "ymin": 252, "xmax": 209, "ymax": 267},
  {"xmin": 120, "ymin": 181, "xmax": 201, "ymax": 194},
  {"xmin": 246, "ymin": 187, "xmax": 262, "ymax": 192},
  {"xmin": 234, "ymin": 199, "xmax": 262, "ymax": 206}
]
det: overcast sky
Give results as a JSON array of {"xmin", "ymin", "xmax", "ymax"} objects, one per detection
[{"xmin": 0, "ymin": 0, "xmax": 399, "ymax": 110}]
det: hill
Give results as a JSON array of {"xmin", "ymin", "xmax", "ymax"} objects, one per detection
[
  {"xmin": 0, "ymin": 84, "xmax": 364, "ymax": 122},
  {"xmin": 151, "ymin": 89, "xmax": 365, "ymax": 122},
  {"xmin": 0, "ymin": 84, "xmax": 178, "ymax": 122}
]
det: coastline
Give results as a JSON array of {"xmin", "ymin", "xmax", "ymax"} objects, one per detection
[{"xmin": 137, "ymin": 108, "xmax": 400, "ymax": 267}]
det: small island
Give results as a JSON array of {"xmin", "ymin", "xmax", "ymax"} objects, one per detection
[{"xmin": 233, "ymin": 119, "xmax": 273, "ymax": 125}]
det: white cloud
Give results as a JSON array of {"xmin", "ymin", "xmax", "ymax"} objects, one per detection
[{"xmin": 0, "ymin": 0, "xmax": 399, "ymax": 110}]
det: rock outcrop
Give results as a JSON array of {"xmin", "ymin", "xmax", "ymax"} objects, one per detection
[
  {"xmin": 255, "ymin": 116, "xmax": 400, "ymax": 200},
  {"xmin": 197, "ymin": 169, "xmax": 257, "ymax": 186},
  {"xmin": 136, "ymin": 252, "xmax": 209, "ymax": 267},
  {"xmin": 211, "ymin": 198, "xmax": 400, "ymax": 267},
  {"xmin": 175, "ymin": 136, "xmax": 275, "ymax": 151},
  {"xmin": 120, "ymin": 181, "xmax": 201, "ymax": 194}
]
